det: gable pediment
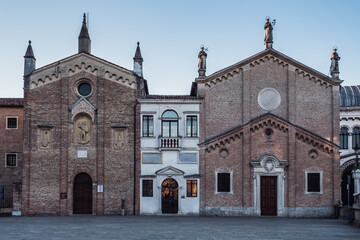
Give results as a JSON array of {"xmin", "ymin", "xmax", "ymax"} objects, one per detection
[
  {"xmin": 200, "ymin": 113, "xmax": 337, "ymax": 154},
  {"xmin": 29, "ymin": 53, "xmax": 137, "ymax": 90},
  {"xmin": 69, "ymin": 97, "xmax": 97, "ymax": 122},
  {"xmin": 155, "ymin": 166, "xmax": 184, "ymax": 176},
  {"xmin": 196, "ymin": 48, "xmax": 342, "ymax": 89}
]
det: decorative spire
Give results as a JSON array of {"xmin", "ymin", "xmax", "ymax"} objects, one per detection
[
  {"xmin": 133, "ymin": 42, "xmax": 143, "ymax": 77},
  {"xmin": 24, "ymin": 40, "xmax": 36, "ymax": 76},
  {"xmin": 330, "ymin": 47, "xmax": 341, "ymax": 79},
  {"xmin": 78, "ymin": 13, "xmax": 91, "ymax": 54}
]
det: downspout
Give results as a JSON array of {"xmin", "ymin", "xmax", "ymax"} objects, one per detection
[{"xmin": 133, "ymin": 99, "xmax": 139, "ymax": 215}]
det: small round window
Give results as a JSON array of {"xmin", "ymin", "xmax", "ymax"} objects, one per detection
[{"xmin": 78, "ymin": 82, "xmax": 92, "ymax": 97}]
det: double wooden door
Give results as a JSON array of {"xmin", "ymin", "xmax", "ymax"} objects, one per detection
[{"xmin": 261, "ymin": 176, "xmax": 277, "ymax": 216}]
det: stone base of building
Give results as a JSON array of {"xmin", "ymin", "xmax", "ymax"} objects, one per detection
[
  {"xmin": 286, "ymin": 207, "xmax": 333, "ymax": 217},
  {"xmin": 200, "ymin": 206, "xmax": 333, "ymax": 217},
  {"xmin": 200, "ymin": 207, "xmax": 253, "ymax": 216}
]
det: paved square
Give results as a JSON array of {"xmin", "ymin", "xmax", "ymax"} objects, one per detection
[{"xmin": 0, "ymin": 216, "xmax": 358, "ymax": 240}]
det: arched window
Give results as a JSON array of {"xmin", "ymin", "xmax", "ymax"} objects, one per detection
[
  {"xmin": 162, "ymin": 110, "xmax": 179, "ymax": 137},
  {"xmin": 340, "ymin": 127, "xmax": 348, "ymax": 149},
  {"xmin": 353, "ymin": 127, "xmax": 360, "ymax": 149}
]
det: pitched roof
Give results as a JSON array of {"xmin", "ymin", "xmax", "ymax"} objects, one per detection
[
  {"xmin": 0, "ymin": 98, "xmax": 24, "ymax": 107},
  {"xmin": 200, "ymin": 112, "xmax": 338, "ymax": 149},
  {"xmin": 196, "ymin": 48, "xmax": 342, "ymax": 86}
]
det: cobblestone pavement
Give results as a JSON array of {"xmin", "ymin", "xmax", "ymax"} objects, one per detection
[{"xmin": 0, "ymin": 215, "xmax": 359, "ymax": 240}]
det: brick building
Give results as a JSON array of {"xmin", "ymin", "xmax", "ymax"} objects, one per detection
[
  {"xmin": 20, "ymin": 15, "xmax": 147, "ymax": 215},
  {"xmin": 0, "ymin": 98, "xmax": 23, "ymax": 216},
  {"xmin": 193, "ymin": 47, "xmax": 341, "ymax": 217},
  {"xmin": 0, "ymin": 16, "xmax": 344, "ymax": 217}
]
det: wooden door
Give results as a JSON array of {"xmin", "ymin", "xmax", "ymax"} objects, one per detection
[
  {"xmin": 161, "ymin": 178, "xmax": 178, "ymax": 213},
  {"xmin": 261, "ymin": 176, "xmax": 277, "ymax": 216},
  {"xmin": 73, "ymin": 173, "xmax": 92, "ymax": 214}
]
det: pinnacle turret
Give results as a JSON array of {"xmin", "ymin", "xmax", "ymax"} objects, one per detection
[
  {"xmin": 78, "ymin": 13, "xmax": 91, "ymax": 54},
  {"xmin": 133, "ymin": 42, "xmax": 143, "ymax": 77},
  {"xmin": 24, "ymin": 40, "xmax": 36, "ymax": 76}
]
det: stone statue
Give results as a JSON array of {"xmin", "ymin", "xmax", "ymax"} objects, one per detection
[
  {"xmin": 198, "ymin": 47, "xmax": 207, "ymax": 70},
  {"xmin": 330, "ymin": 48, "xmax": 341, "ymax": 79},
  {"xmin": 264, "ymin": 18, "xmax": 274, "ymax": 48},
  {"xmin": 77, "ymin": 120, "xmax": 90, "ymax": 144}
]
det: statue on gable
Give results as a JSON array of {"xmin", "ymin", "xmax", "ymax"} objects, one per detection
[
  {"xmin": 330, "ymin": 48, "xmax": 341, "ymax": 79},
  {"xmin": 264, "ymin": 17, "xmax": 276, "ymax": 49},
  {"xmin": 198, "ymin": 46, "xmax": 208, "ymax": 78}
]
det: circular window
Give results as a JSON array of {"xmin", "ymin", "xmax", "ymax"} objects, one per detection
[
  {"xmin": 78, "ymin": 82, "xmax": 92, "ymax": 97},
  {"xmin": 257, "ymin": 88, "xmax": 281, "ymax": 111},
  {"xmin": 265, "ymin": 128, "xmax": 273, "ymax": 137}
]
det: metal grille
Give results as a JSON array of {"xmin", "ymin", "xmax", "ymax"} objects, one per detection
[
  {"xmin": 142, "ymin": 180, "xmax": 153, "ymax": 197},
  {"xmin": 6, "ymin": 154, "xmax": 17, "ymax": 167}
]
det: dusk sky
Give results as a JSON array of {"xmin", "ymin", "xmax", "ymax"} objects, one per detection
[{"xmin": 0, "ymin": 0, "xmax": 359, "ymax": 97}]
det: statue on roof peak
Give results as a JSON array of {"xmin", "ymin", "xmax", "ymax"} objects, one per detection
[
  {"xmin": 330, "ymin": 48, "xmax": 340, "ymax": 79},
  {"xmin": 264, "ymin": 17, "xmax": 276, "ymax": 49}
]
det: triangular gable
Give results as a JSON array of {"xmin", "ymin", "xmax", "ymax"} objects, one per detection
[
  {"xmin": 29, "ymin": 53, "xmax": 137, "ymax": 90},
  {"xmin": 200, "ymin": 113, "xmax": 338, "ymax": 154},
  {"xmin": 155, "ymin": 166, "xmax": 184, "ymax": 176},
  {"xmin": 196, "ymin": 48, "xmax": 342, "ymax": 88},
  {"xmin": 69, "ymin": 97, "xmax": 97, "ymax": 122}
]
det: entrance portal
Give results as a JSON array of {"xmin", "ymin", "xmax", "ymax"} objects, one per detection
[
  {"xmin": 73, "ymin": 173, "xmax": 92, "ymax": 214},
  {"xmin": 261, "ymin": 176, "xmax": 277, "ymax": 216},
  {"xmin": 341, "ymin": 164, "xmax": 355, "ymax": 206},
  {"xmin": 161, "ymin": 178, "xmax": 178, "ymax": 213}
]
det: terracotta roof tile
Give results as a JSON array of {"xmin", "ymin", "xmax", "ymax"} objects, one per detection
[{"xmin": 0, "ymin": 98, "xmax": 24, "ymax": 107}]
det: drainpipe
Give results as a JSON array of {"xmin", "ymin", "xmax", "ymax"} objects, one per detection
[{"xmin": 133, "ymin": 100, "xmax": 139, "ymax": 215}]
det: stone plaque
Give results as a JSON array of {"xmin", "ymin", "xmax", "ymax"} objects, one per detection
[
  {"xmin": 77, "ymin": 150, "xmax": 88, "ymax": 158},
  {"xmin": 113, "ymin": 129, "xmax": 126, "ymax": 149},
  {"xmin": 40, "ymin": 129, "xmax": 51, "ymax": 149},
  {"xmin": 74, "ymin": 115, "xmax": 92, "ymax": 146},
  {"xmin": 257, "ymin": 88, "xmax": 281, "ymax": 111}
]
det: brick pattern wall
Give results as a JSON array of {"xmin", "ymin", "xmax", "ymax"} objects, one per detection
[
  {"xmin": 198, "ymin": 56, "xmax": 340, "ymax": 216},
  {"xmin": 22, "ymin": 68, "xmax": 143, "ymax": 215}
]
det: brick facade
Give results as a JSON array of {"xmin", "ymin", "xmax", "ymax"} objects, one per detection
[
  {"xmin": 0, "ymin": 99, "xmax": 24, "ymax": 215},
  {"xmin": 196, "ymin": 49, "xmax": 341, "ymax": 217},
  {"xmin": 21, "ymin": 54, "xmax": 146, "ymax": 215}
]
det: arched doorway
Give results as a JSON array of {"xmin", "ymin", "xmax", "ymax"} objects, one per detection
[
  {"xmin": 73, "ymin": 173, "xmax": 92, "ymax": 214},
  {"xmin": 341, "ymin": 164, "xmax": 355, "ymax": 206},
  {"xmin": 161, "ymin": 178, "xmax": 178, "ymax": 213}
]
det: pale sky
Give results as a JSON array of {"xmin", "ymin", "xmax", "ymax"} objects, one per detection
[{"xmin": 0, "ymin": 0, "xmax": 359, "ymax": 98}]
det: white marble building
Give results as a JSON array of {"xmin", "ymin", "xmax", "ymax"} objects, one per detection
[
  {"xmin": 339, "ymin": 85, "xmax": 360, "ymax": 206},
  {"xmin": 139, "ymin": 95, "xmax": 201, "ymax": 215}
]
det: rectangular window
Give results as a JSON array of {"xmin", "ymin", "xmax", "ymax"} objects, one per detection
[
  {"xmin": 142, "ymin": 153, "xmax": 162, "ymax": 164},
  {"xmin": 142, "ymin": 116, "xmax": 154, "ymax": 137},
  {"xmin": 307, "ymin": 173, "xmax": 321, "ymax": 193},
  {"xmin": 0, "ymin": 186, "xmax": 4, "ymax": 200},
  {"xmin": 6, "ymin": 117, "xmax": 17, "ymax": 129},
  {"xmin": 186, "ymin": 116, "xmax": 198, "ymax": 137},
  {"xmin": 186, "ymin": 180, "xmax": 197, "ymax": 197},
  {"xmin": 179, "ymin": 153, "xmax": 197, "ymax": 163},
  {"xmin": 6, "ymin": 154, "xmax": 17, "ymax": 167},
  {"xmin": 217, "ymin": 173, "xmax": 231, "ymax": 193},
  {"xmin": 142, "ymin": 180, "xmax": 153, "ymax": 197}
]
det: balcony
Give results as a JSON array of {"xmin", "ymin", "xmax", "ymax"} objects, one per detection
[{"xmin": 159, "ymin": 137, "xmax": 181, "ymax": 149}]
